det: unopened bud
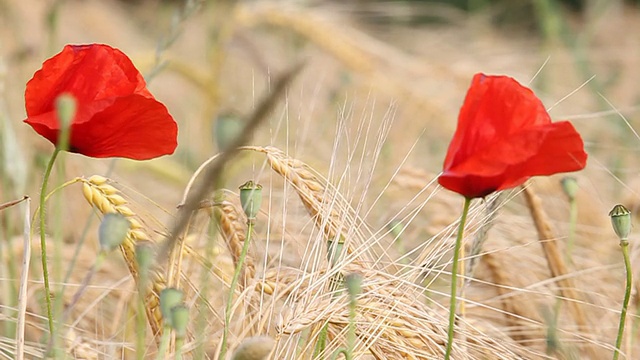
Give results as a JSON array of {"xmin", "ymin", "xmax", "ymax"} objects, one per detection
[{"xmin": 98, "ymin": 213, "xmax": 129, "ymax": 252}]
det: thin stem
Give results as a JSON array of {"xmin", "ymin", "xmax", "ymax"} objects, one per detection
[
  {"xmin": 566, "ymin": 197, "xmax": 577, "ymax": 261},
  {"xmin": 39, "ymin": 147, "xmax": 61, "ymax": 339},
  {"xmin": 345, "ymin": 286, "xmax": 357, "ymax": 360},
  {"xmin": 219, "ymin": 219, "xmax": 254, "ymax": 359},
  {"xmin": 175, "ymin": 336, "xmax": 185, "ymax": 360},
  {"xmin": 314, "ymin": 323, "xmax": 329, "ymax": 358},
  {"xmin": 136, "ymin": 261, "xmax": 150, "ymax": 360},
  {"xmin": 613, "ymin": 240, "xmax": 632, "ymax": 360},
  {"xmin": 444, "ymin": 197, "xmax": 472, "ymax": 360},
  {"xmin": 136, "ymin": 287, "xmax": 147, "ymax": 360},
  {"xmin": 155, "ymin": 326, "xmax": 171, "ymax": 360}
]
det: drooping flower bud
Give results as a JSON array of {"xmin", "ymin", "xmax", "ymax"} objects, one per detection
[
  {"xmin": 345, "ymin": 273, "xmax": 362, "ymax": 300},
  {"xmin": 170, "ymin": 304, "xmax": 189, "ymax": 338},
  {"xmin": 55, "ymin": 93, "xmax": 77, "ymax": 130},
  {"xmin": 98, "ymin": 213, "xmax": 130, "ymax": 252},
  {"xmin": 214, "ymin": 112, "xmax": 244, "ymax": 152},
  {"xmin": 231, "ymin": 336, "xmax": 275, "ymax": 360},
  {"xmin": 159, "ymin": 288, "xmax": 184, "ymax": 327},
  {"xmin": 560, "ymin": 176, "xmax": 578, "ymax": 202}
]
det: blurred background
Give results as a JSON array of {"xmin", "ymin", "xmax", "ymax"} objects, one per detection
[
  {"xmin": 1, "ymin": 0, "xmax": 640, "ymax": 358},
  {"xmin": 2, "ymin": 0, "xmax": 640, "ymax": 201}
]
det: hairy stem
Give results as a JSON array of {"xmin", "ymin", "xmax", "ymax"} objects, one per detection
[{"xmin": 39, "ymin": 148, "xmax": 61, "ymax": 339}]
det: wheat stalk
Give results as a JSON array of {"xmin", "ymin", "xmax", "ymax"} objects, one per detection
[
  {"xmin": 521, "ymin": 184, "xmax": 598, "ymax": 358},
  {"xmin": 80, "ymin": 175, "xmax": 166, "ymax": 336}
]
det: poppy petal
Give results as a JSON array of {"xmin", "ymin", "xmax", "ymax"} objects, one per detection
[
  {"xmin": 23, "ymin": 44, "xmax": 178, "ymax": 160},
  {"xmin": 69, "ymin": 95, "xmax": 178, "ymax": 160},
  {"xmin": 25, "ymin": 44, "xmax": 151, "ymax": 120},
  {"xmin": 444, "ymin": 74, "xmax": 552, "ymax": 170},
  {"xmin": 438, "ymin": 73, "xmax": 587, "ymax": 198}
]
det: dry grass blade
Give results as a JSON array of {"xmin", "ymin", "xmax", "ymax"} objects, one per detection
[
  {"xmin": 240, "ymin": 145, "xmax": 374, "ymax": 266},
  {"xmin": 258, "ymin": 263, "xmax": 542, "ymax": 359},
  {"xmin": 16, "ymin": 196, "xmax": 31, "ymax": 360},
  {"xmin": 80, "ymin": 175, "xmax": 166, "ymax": 336}
]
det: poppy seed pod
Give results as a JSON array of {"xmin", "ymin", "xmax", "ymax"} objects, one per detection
[
  {"xmin": 609, "ymin": 204, "xmax": 631, "ymax": 242},
  {"xmin": 239, "ymin": 181, "xmax": 263, "ymax": 221}
]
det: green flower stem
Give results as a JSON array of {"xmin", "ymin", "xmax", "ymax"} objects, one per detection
[
  {"xmin": 136, "ymin": 286, "xmax": 147, "ymax": 360},
  {"xmin": 219, "ymin": 219, "xmax": 254, "ymax": 360},
  {"xmin": 346, "ymin": 293, "xmax": 356, "ymax": 360},
  {"xmin": 613, "ymin": 240, "xmax": 632, "ymax": 360},
  {"xmin": 566, "ymin": 197, "xmax": 577, "ymax": 260},
  {"xmin": 314, "ymin": 323, "xmax": 329, "ymax": 358},
  {"xmin": 315, "ymin": 238, "xmax": 346, "ymax": 358},
  {"xmin": 136, "ymin": 263, "xmax": 150, "ymax": 360},
  {"xmin": 39, "ymin": 147, "xmax": 61, "ymax": 338},
  {"xmin": 329, "ymin": 281, "xmax": 357, "ymax": 360},
  {"xmin": 155, "ymin": 325, "xmax": 171, "ymax": 360},
  {"xmin": 175, "ymin": 335, "xmax": 185, "ymax": 360},
  {"xmin": 444, "ymin": 197, "xmax": 472, "ymax": 360}
]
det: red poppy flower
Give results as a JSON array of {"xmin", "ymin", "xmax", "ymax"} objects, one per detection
[
  {"xmin": 24, "ymin": 44, "xmax": 177, "ymax": 160},
  {"xmin": 438, "ymin": 73, "xmax": 587, "ymax": 198}
]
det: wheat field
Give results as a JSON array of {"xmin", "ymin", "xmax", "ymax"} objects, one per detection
[{"xmin": 1, "ymin": 0, "xmax": 640, "ymax": 359}]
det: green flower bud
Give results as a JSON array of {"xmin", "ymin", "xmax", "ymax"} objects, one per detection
[
  {"xmin": 135, "ymin": 241, "xmax": 155, "ymax": 286},
  {"xmin": 609, "ymin": 204, "xmax": 631, "ymax": 242},
  {"xmin": 98, "ymin": 213, "xmax": 130, "ymax": 252},
  {"xmin": 170, "ymin": 304, "xmax": 189, "ymax": 337},
  {"xmin": 239, "ymin": 181, "xmax": 263, "ymax": 221},
  {"xmin": 345, "ymin": 273, "xmax": 362, "ymax": 299},
  {"xmin": 560, "ymin": 177, "xmax": 578, "ymax": 201},
  {"xmin": 55, "ymin": 93, "xmax": 77, "ymax": 129},
  {"xmin": 159, "ymin": 288, "xmax": 184, "ymax": 327},
  {"xmin": 214, "ymin": 112, "xmax": 244, "ymax": 152},
  {"xmin": 326, "ymin": 237, "xmax": 345, "ymax": 268},
  {"xmin": 388, "ymin": 220, "xmax": 404, "ymax": 239}
]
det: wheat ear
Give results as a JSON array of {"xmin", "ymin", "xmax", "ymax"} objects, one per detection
[
  {"xmin": 213, "ymin": 200, "xmax": 256, "ymax": 288},
  {"xmin": 80, "ymin": 175, "xmax": 166, "ymax": 336},
  {"xmin": 243, "ymin": 146, "xmax": 347, "ymax": 243}
]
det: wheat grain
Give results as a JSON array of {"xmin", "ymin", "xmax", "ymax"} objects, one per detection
[
  {"xmin": 80, "ymin": 175, "xmax": 166, "ymax": 336},
  {"xmin": 259, "ymin": 262, "xmax": 540, "ymax": 359},
  {"xmin": 214, "ymin": 200, "xmax": 256, "ymax": 288}
]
